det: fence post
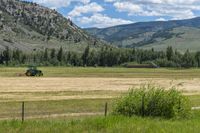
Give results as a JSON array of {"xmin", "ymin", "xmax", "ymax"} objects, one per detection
[
  {"xmin": 22, "ymin": 102, "xmax": 25, "ymax": 123},
  {"xmin": 105, "ymin": 102, "xmax": 108, "ymax": 117}
]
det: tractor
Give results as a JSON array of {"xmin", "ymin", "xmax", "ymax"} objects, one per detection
[{"xmin": 25, "ymin": 66, "xmax": 43, "ymax": 77}]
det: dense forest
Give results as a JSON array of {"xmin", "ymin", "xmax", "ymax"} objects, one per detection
[{"xmin": 0, "ymin": 46, "xmax": 199, "ymax": 68}]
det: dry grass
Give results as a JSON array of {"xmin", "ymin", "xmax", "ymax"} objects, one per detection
[
  {"xmin": 0, "ymin": 77, "xmax": 200, "ymax": 120},
  {"xmin": 0, "ymin": 67, "xmax": 200, "ymax": 120},
  {"xmin": 0, "ymin": 77, "xmax": 200, "ymax": 102}
]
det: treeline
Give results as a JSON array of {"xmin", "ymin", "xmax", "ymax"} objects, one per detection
[{"xmin": 0, "ymin": 46, "xmax": 200, "ymax": 68}]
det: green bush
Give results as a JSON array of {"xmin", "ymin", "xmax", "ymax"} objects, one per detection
[{"xmin": 113, "ymin": 85, "xmax": 191, "ymax": 119}]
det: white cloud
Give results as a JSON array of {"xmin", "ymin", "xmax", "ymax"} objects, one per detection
[
  {"xmin": 76, "ymin": 13, "xmax": 133, "ymax": 28},
  {"xmin": 141, "ymin": 0, "xmax": 199, "ymax": 4},
  {"xmin": 156, "ymin": 17, "xmax": 166, "ymax": 21},
  {"xmin": 32, "ymin": 0, "xmax": 90, "ymax": 8},
  {"xmin": 111, "ymin": 1, "xmax": 199, "ymax": 20},
  {"xmin": 30, "ymin": 0, "xmax": 200, "ymax": 27},
  {"xmin": 104, "ymin": 0, "xmax": 200, "ymax": 5},
  {"xmin": 68, "ymin": 2, "xmax": 134, "ymax": 28},
  {"xmin": 104, "ymin": 0, "xmax": 117, "ymax": 2},
  {"xmin": 114, "ymin": 2, "xmax": 142, "ymax": 15},
  {"xmin": 68, "ymin": 2, "xmax": 104, "ymax": 17}
]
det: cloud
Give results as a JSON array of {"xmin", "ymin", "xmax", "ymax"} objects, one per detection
[
  {"xmin": 68, "ymin": 2, "xmax": 104, "ymax": 17},
  {"xmin": 32, "ymin": 0, "xmax": 90, "ymax": 8},
  {"xmin": 68, "ymin": 2, "xmax": 133, "ymax": 28},
  {"xmin": 156, "ymin": 17, "xmax": 166, "ymax": 21},
  {"xmin": 76, "ymin": 13, "xmax": 133, "ymax": 28},
  {"xmin": 113, "ymin": 2, "xmax": 143, "ymax": 15},
  {"xmin": 104, "ymin": 0, "xmax": 116, "ymax": 2},
  {"xmin": 107, "ymin": 0, "xmax": 200, "ymax": 20},
  {"xmin": 105, "ymin": 0, "xmax": 200, "ymax": 5},
  {"xmin": 30, "ymin": 0, "xmax": 200, "ymax": 27}
]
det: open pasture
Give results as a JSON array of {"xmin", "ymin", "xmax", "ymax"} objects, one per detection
[
  {"xmin": 0, "ymin": 77, "xmax": 200, "ymax": 102},
  {"xmin": 0, "ymin": 67, "xmax": 200, "ymax": 132},
  {"xmin": 0, "ymin": 67, "xmax": 200, "ymax": 120},
  {"xmin": 1, "ymin": 67, "xmax": 200, "ymax": 78}
]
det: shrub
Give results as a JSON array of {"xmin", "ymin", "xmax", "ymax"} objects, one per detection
[{"xmin": 113, "ymin": 85, "xmax": 191, "ymax": 119}]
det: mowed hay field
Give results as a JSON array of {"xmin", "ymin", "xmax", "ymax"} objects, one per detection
[
  {"xmin": 1, "ymin": 77, "xmax": 200, "ymax": 102},
  {"xmin": 1, "ymin": 67, "xmax": 200, "ymax": 78},
  {"xmin": 0, "ymin": 67, "xmax": 200, "ymax": 132}
]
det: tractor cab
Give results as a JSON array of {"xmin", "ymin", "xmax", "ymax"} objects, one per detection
[{"xmin": 25, "ymin": 66, "xmax": 43, "ymax": 76}]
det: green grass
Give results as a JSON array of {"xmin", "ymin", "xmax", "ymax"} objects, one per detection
[
  {"xmin": 1, "ymin": 67, "xmax": 200, "ymax": 78},
  {"xmin": 1, "ymin": 111, "xmax": 200, "ymax": 133},
  {"xmin": 0, "ymin": 93, "xmax": 199, "ymax": 132},
  {"xmin": 0, "ymin": 67, "xmax": 200, "ymax": 132},
  {"xmin": 0, "ymin": 94, "xmax": 199, "ymax": 120},
  {"xmin": 188, "ymin": 95, "xmax": 200, "ymax": 107},
  {"xmin": 0, "ymin": 99, "xmax": 114, "ymax": 119}
]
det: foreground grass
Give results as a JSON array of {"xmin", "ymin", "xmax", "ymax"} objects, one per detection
[
  {"xmin": 1, "ymin": 67, "xmax": 200, "ymax": 78},
  {"xmin": 1, "ymin": 111, "xmax": 200, "ymax": 133},
  {"xmin": 0, "ymin": 95, "xmax": 199, "ymax": 120},
  {"xmin": 0, "ymin": 99, "xmax": 114, "ymax": 119},
  {"xmin": 0, "ymin": 94, "xmax": 199, "ymax": 132}
]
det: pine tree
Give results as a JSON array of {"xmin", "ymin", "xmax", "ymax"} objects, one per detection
[
  {"xmin": 57, "ymin": 47, "xmax": 63, "ymax": 62},
  {"xmin": 50, "ymin": 48, "xmax": 56, "ymax": 59},
  {"xmin": 44, "ymin": 48, "xmax": 48, "ymax": 61},
  {"xmin": 82, "ymin": 46, "xmax": 90, "ymax": 66},
  {"xmin": 2, "ymin": 46, "xmax": 10, "ymax": 65},
  {"xmin": 182, "ymin": 50, "xmax": 195, "ymax": 68},
  {"xmin": 166, "ymin": 46, "xmax": 173, "ymax": 60},
  {"xmin": 195, "ymin": 52, "xmax": 200, "ymax": 67}
]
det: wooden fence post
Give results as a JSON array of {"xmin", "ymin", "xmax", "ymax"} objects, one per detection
[
  {"xmin": 105, "ymin": 102, "xmax": 108, "ymax": 117},
  {"xmin": 22, "ymin": 102, "xmax": 25, "ymax": 123}
]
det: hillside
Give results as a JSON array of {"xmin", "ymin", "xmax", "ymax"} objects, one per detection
[
  {"xmin": 0, "ymin": 0, "xmax": 102, "ymax": 52},
  {"xmin": 85, "ymin": 17, "xmax": 200, "ymax": 52}
]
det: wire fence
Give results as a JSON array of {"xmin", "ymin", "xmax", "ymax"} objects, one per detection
[{"xmin": 0, "ymin": 100, "xmax": 110, "ymax": 121}]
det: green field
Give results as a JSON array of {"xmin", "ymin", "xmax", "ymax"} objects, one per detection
[
  {"xmin": 0, "ymin": 67, "xmax": 200, "ymax": 132},
  {"xmin": 1, "ymin": 111, "xmax": 200, "ymax": 133},
  {"xmin": 1, "ymin": 67, "xmax": 200, "ymax": 78},
  {"xmin": 0, "ymin": 95, "xmax": 200, "ymax": 133},
  {"xmin": 0, "ymin": 95, "xmax": 199, "ymax": 119}
]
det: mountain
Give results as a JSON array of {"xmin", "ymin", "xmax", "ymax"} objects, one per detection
[
  {"xmin": 85, "ymin": 17, "xmax": 200, "ymax": 52},
  {"xmin": 0, "ymin": 0, "xmax": 103, "ymax": 52}
]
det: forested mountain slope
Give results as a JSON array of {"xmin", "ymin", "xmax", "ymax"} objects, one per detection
[
  {"xmin": 85, "ymin": 17, "xmax": 200, "ymax": 52},
  {"xmin": 0, "ymin": 0, "xmax": 103, "ymax": 52}
]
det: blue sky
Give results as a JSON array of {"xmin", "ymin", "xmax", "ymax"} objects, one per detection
[{"xmin": 27, "ymin": 0, "xmax": 200, "ymax": 28}]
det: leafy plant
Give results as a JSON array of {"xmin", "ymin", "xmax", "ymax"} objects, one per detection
[{"xmin": 113, "ymin": 85, "xmax": 191, "ymax": 119}]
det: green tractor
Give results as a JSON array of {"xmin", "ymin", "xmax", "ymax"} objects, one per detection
[{"xmin": 25, "ymin": 66, "xmax": 43, "ymax": 77}]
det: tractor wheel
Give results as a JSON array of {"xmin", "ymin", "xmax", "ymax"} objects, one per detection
[
  {"xmin": 36, "ymin": 72, "xmax": 43, "ymax": 77},
  {"xmin": 26, "ymin": 72, "xmax": 31, "ymax": 76},
  {"xmin": 40, "ymin": 73, "xmax": 43, "ymax": 76}
]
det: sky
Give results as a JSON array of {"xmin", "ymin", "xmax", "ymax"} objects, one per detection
[{"xmin": 27, "ymin": 0, "xmax": 200, "ymax": 28}]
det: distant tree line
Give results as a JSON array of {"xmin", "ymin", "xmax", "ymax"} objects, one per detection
[{"xmin": 0, "ymin": 46, "xmax": 200, "ymax": 68}]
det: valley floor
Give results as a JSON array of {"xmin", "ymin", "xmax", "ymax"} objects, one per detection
[{"xmin": 0, "ymin": 67, "xmax": 200, "ymax": 132}]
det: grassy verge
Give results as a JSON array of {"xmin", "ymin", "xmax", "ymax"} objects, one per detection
[
  {"xmin": 1, "ymin": 67, "xmax": 200, "ymax": 78},
  {"xmin": 0, "ymin": 95, "xmax": 199, "ymax": 132},
  {"xmin": 188, "ymin": 95, "xmax": 200, "ymax": 107},
  {"xmin": 0, "ymin": 99, "xmax": 114, "ymax": 119},
  {"xmin": 0, "ymin": 111, "xmax": 200, "ymax": 133},
  {"xmin": 0, "ymin": 95, "xmax": 199, "ymax": 120}
]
